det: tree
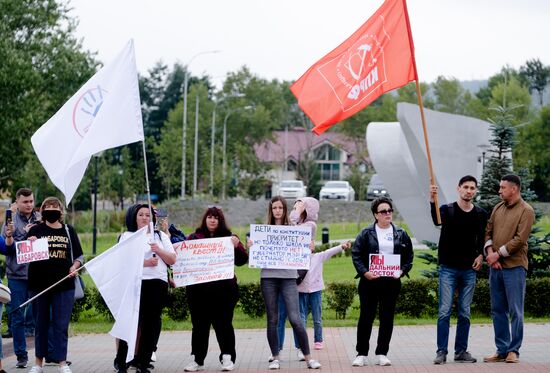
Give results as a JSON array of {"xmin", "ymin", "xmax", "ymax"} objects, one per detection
[
  {"xmin": 519, "ymin": 58, "xmax": 550, "ymax": 107},
  {"xmin": 0, "ymin": 0, "xmax": 98, "ymax": 191},
  {"xmin": 477, "ymin": 106, "xmax": 549, "ymax": 278}
]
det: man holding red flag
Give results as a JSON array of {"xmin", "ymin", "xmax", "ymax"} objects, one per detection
[{"xmin": 291, "ymin": 0, "xmax": 416, "ymax": 135}]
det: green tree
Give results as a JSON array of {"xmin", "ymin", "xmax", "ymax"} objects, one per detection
[
  {"xmin": 519, "ymin": 58, "xmax": 549, "ymax": 107},
  {"xmin": 0, "ymin": 0, "xmax": 97, "ymax": 191},
  {"xmin": 489, "ymin": 76, "xmax": 532, "ymax": 123}
]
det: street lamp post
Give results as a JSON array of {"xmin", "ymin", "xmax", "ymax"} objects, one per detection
[
  {"xmin": 193, "ymin": 94, "xmax": 199, "ymax": 197},
  {"xmin": 181, "ymin": 50, "xmax": 220, "ymax": 200},
  {"xmin": 222, "ymin": 106, "xmax": 253, "ymax": 199},
  {"xmin": 210, "ymin": 93, "xmax": 245, "ymax": 196}
]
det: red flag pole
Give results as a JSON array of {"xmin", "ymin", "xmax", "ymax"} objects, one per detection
[{"xmin": 401, "ymin": 0, "xmax": 441, "ymax": 224}]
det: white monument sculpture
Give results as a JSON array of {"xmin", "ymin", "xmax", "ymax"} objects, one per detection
[{"xmin": 366, "ymin": 102, "xmax": 492, "ymax": 243}]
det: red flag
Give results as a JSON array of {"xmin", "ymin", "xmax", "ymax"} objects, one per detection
[{"xmin": 291, "ymin": 0, "xmax": 417, "ymax": 134}]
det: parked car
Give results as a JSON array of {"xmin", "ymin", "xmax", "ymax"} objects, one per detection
[
  {"xmin": 278, "ymin": 180, "xmax": 307, "ymax": 199},
  {"xmin": 366, "ymin": 174, "xmax": 389, "ymax": 200},
  {"xmin": 319, "ymin": 181, "xmax": 355, "ymax": 201}
]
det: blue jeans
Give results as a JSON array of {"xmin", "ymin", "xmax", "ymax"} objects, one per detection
[
  {"xmin": 30, "ymin": 289, "xmax": 74, "ymax": 361},
  {"xmin": 8, "ymin": 278, "xmax": 31, "ymax": 359},
  {"xmin": 436, "ymin": 265, "xmax": 477, "ymax": 354},
  {"xmin": 490, "ymin": 267, "xmax": 526, "ymax": 356},
  {"xmin": 299, "ymin": 291, "xmax": 323, "ymax": 343},
  {"xmin": 261, "ymin": 278, "xmax": 310, "ymax": 357}
]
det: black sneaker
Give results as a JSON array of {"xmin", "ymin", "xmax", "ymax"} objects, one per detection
[
  {"xmin": 16, "ymin": 357, "xmax": 28, "ymax": 368},
  {"xmin": 454, "ymin": 351, "xmax": 477, "ymax": 363},
  {"xmin": 433, "ymin": 351, "xmax": 447, "ymax": 365},
  {"xmin": 2, "ymin": 331, "xmax": 12, "ymax": 339}
]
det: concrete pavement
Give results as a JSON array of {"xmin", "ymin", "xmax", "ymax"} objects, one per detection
[{"xmin": 2, "ymin": 323, "xmax": 549, "ymax": 372}]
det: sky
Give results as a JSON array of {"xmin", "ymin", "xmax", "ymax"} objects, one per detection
[{"xmin": 70, "ymin": 0, "xmax": 550, "ymax": 88}]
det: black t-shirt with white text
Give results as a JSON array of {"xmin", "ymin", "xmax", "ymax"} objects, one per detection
[{"xmin": 27, "ymin": 223, "xmax": 83, "ymax": 292}]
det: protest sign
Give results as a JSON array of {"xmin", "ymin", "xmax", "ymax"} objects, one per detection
[
  {"xmin": 369, "ymin": 253, "xmax": 401, "ymax": 277},
  {"xmin": 249, "ymin": 224, "xmax": 311, "ymax": 269},
  {"xmin": 16, "ymin": 238, "xmax": 50, "ymax": 264},
  {"xmin": 172, "ymin": 237, "xmax": 234, "ymax": 287}
]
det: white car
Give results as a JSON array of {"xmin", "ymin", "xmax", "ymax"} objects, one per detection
[
  {"xmin": 278, "ymin": 180, "xmax": 307, "ymax": 199},
  {"xmin": 319, "ymin": 181, "xmax": 355, "ymax": 201}
]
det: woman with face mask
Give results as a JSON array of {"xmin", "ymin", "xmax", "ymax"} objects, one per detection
[{"xmin": 26, "ymin": 197, "xmax": 84, "ymax": 373}]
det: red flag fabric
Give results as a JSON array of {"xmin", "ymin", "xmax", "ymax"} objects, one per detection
[{"xmin": 291, "ymin": 0, "xmax": 416, "ymax": 134}]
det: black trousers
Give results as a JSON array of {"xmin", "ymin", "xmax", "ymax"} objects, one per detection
[
  {"xmin": 186, "ymin": 281, "xmax": 239, "ymax": 365},
  {"xmin": 356, "ymin": 277, "xmax": 401, "ymax": 356},
  {"xmin": 116, "ymin": 279, "xmax": 168, "ymax": 368}
]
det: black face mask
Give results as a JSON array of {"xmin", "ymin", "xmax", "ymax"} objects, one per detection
[{"xmin": 42, "ymin": 210, "xmax": 61, "ymax": 223}]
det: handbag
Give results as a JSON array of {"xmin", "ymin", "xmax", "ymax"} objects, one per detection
[{"xmin": 65, "ymin": 224, "xmax": 85, "ymax": 300}]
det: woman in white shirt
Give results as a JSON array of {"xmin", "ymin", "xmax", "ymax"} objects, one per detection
[
  {"xmin": 114, "ymin": 204, "xmax": 176, "ymax": 373},
  {"xmin": 351, "ymin": 197, "xmax": 413, "ymax": 367}
]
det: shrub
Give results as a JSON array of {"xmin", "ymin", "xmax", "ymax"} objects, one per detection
[
  {"xmin": 238, "ymin": 283, "xmax": 265, "ymax": 318},
  {"xmin": 526, "ymin": 278, "xmax": 550, "ymax": 317},
  {"xmin": 88, "ymin": 286, "xmax": 114, "ymax": 321},
  {"xmin": 165, "ymin": 287, "xmax": 189, "ymax": 321},
  {"xmin": 471, "ymin": 278, "xmax": 491, "ymax": 316},
  {"xmin": 71, "ymin": 285, "xmax": 94, "ymax": 322},
  {"xmin": 396, "ymin": 278, "xmax": 437, "ymax": 317},
  {"xmin": 326, "ymin": 282, "xmax": 356, "ymax": 319}
]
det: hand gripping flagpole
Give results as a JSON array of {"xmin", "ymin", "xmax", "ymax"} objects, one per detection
[
  {"xmin": 13, "ymin": 266, "xmax": 86, "ymax": 313},
  {"xmin": 402, "ymin": 0, "xmax": 441, "ymax": 224}
]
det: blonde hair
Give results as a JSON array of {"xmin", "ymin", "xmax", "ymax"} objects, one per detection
[{"xmin": 40, "ymin": 196, "xmax": 64, "ymax": 223}]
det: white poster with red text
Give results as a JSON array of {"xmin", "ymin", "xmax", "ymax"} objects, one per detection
[
  {"xmin": 172, "ymin": 237, "xmax": 234, "ymax": 287},
  {"xmin": 16, "ymin": 238, "xmax": 49, "ymax": 264},
  {"xmin": 369, "ymin": 253, "xmax": 401, "ymax": 277}
]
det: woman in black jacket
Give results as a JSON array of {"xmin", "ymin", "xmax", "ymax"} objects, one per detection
[
  {"xmin": 184, "ymin": 206, "xmax": 248, "ymax": 372},
  {"xmin": 351, "ymin": 197, "xmax": 413, "ymax": 367}
]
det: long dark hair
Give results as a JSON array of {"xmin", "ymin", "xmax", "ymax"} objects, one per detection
[
  {"xmin": 266, "ymin": 196, "xmax": 290, "ymax": 225},
  {"xmin": 196, "ymin": 206, "xmax": 232, "ymax": 237},
  {"xmin": 125, "ymin": 204, "xmax": 156, "ymax": 232}
]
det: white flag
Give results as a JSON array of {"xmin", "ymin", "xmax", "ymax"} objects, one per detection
[
  {"xmin": 31, "ymin": 39, "xmax": 144, "ymax": 203},
  {"xmin": 85, "ymin": 227, "xmax": 147, "ymax": 362}
]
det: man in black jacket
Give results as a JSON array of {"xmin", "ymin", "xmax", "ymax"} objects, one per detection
[{"xmin": 430, "ymin": 176, "xmax": 487, "ymax": 365}]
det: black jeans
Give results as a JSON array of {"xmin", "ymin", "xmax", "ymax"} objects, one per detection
[
  {"xmin": 356, "ymin": 277, "xmax": 401, "ymax": 356},
  {"xmin": 116, "ymin": 279, "xmax": 167, "ymax": 368},
  {"xmin": 187, "ymin": 280, "xmax": 239, "ymax": 365},
  {"xmin": 261, "ymin": 278, "xmax": 310, "ymax": 356}
]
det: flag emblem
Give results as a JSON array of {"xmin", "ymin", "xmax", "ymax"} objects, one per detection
[{"xmin": 72, "ymin": 85, "xmax": 108, "ymax": 137}]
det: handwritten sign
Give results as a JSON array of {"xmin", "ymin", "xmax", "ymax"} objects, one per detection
[
  {"xmin": 369, "ymin": 254, "xmax": 401, "ymax": 277},
  {"xmin": 172, "ymin": 237, "xmax": 234, "ymax": 287},
  {"xmin": 249, "ymin": 224, "xmax": 311, "ymax": 269},
  {"xmin": 16, "ymin": 238, "xmax": 49, "ymax": 264}
]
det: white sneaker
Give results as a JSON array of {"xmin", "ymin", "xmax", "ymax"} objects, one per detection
[
  {"xmin": 184, "ymin": 361, "xmax": 205, "ymax": 372},
  {"xmin": 28, "ymin": 366, "xmax": 44, "ymax": 373},
  {"xmin": 268, "ymin": 359, "xmax": 280, "ymax": 370},
  {"xmin": 58, "ymin": 365, "xmax": 72, "ymax": 373},
  {"xmin": 352, "ymin": 355, "xmax": 368, "ymax": 366},
  {"xmin": 151, "ymin": 351, "xmax": 157, "ymax": 362},
  {"xmin": 307, "ymin": 359, "xmax": 322, "ymax": 369},
  {"xmin": 297, "ymin": 349, "xmax": 305, "ymax": 361},
  {"xmin": 376, "ymin": 355, "xmax": 392, "ymax": 366},
  {"xmin": 221, "ymin": 354, "xmax": 235, "ymax": 371}
]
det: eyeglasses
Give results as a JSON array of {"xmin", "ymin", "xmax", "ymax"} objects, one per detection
[
  {"xmin": 377, "ymin": 209, "xmax": 393, "ymax": 215},
  {"xmin": 207, "ymin": 205, "xmax": 222, "ymax": 210}
]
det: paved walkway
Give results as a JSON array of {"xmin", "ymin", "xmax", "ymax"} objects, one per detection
[{"xmin": 2, "ymin": 323, "xmax": 549, "ymax": 372}]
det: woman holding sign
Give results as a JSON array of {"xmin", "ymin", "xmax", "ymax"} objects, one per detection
[
  {"xmin": 351, "ymin": 197, "xmax": 413, "ymax": 367},
  {"xmin": 258, "ymin": 196, "xmax": 322, "ymax": 370},
  {"xmin": 26, "ymin": 197, "xmax": 84, "ymax": 373},
  {"xmin": 184, "ymin": 206, "xmax": 248, "ymax": 372}
]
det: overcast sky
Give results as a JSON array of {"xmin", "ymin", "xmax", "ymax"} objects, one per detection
[{"xmin": 70, "ymin": 0, "xmax": 550, "ymax": 88}]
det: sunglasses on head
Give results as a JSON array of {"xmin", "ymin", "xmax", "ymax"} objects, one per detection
[
  {"xmin": 208, "ymin": 205, "xmax": 222, "ymax": 210},
  {"xmin": 377, "ymin": 208, "xmax": 393, "ymax": 215}
]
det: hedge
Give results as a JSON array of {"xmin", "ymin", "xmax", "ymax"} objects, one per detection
[{"xmin": 69, "ymin": 277, "xmax": 550, "ymax": 322}]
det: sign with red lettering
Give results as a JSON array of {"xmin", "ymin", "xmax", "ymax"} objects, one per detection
[
  {"xmin": 369, "ymin": 254, "xmax": 401, "ymax": 277},
  {"xmin": 172, "ymin": 237, "xmax": 234, "ymax": 287},
  {"xmin": 16, "ymin": 238, "xmax": 50, "ymax": 264}
]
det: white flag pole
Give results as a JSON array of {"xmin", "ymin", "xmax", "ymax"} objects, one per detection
[{"xmin": 141, "ymin": 140, "xmax": 154, "ymax": 233}]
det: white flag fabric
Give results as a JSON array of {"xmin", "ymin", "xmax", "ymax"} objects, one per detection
[
  {"xmin": 85, "ymin": 227, "xmax": 147, "ymax": 362},
  {"xmin": 31, "ymin": 39, "xmax": 144, "ymax": 203}
]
